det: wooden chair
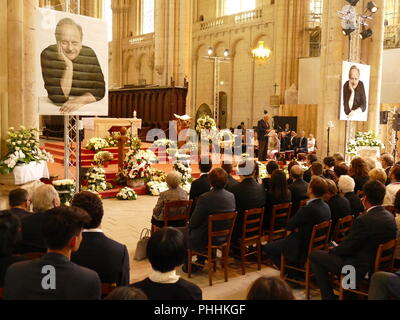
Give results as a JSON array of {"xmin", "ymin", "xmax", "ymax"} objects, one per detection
[
  {"xmin": 151, "ymin": 200, "xmax": 193, "ymax": 234},
  {"xmin": 188, "ymin": 212, "xmax": 237, "ymax": 286},
  {"xmin": 231, "ymin": 208, "xmax": 264, "ymax": 275},
  {"xmin": 263, "ymin": 203, "xmax": 292, "ymax": 243},
  {"xmin": 332, "ymin": 215, "xmax": 355, "ymax": 244},
  {"xmin": 339, "ymin": 239, "xmax": 397, "ymax": 300},
  {"xmin": 384, "ymin": 205, "xmax": 397, "ymax": 217},
  {"xmin": 280, "ymin": 220, "xmax": 332, "ymax": 300},
  {"xmin": 101, "ymin": 283, "xmax": 117, "ymax": 299}
]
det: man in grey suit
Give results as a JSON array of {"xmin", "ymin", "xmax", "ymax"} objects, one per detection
[{"xmin": 4, "ymin": 207, "xmax": 101, "ymax": 300}]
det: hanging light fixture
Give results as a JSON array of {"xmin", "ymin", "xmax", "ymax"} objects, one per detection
[{"xmin": 252, "ymin": 41, "xmax": 271, "ymax": 61}]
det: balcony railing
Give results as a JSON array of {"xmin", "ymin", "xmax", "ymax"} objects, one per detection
[
  {"xmin": 127, "ymin": 33, "xmax": 155, "ymax": 46},
  {"xmin": 384, "ymin": 24, "xmax": 400, "ymax": 49}
]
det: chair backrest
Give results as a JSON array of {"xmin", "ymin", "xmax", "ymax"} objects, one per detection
[
  {"xmin": 163, "ymin": 200, "xmax": 193, "ymax": 226},
  {"xmin": 207, "ymin": 212, "xmax": 237, "ymax": 249},
  {"xmin": 268, "ymin": 203, "xmax": 292, "ymax": 241},
  {"xmin": 384, "ymin": 206, "xmax": 397, "ymax": 217},
  {"xmin": 101, "ymin": 283, "xmax": 117, "ymax": 298},
  {"xmin": 307, "ymin": 220, "xmax": 332, "ymax": 256},
  {"xmin": 241, "ymin": 208, "xmax": 264, "ymax": 241},
  {"xmin": 332, "ymin": 215, "xmax": 355, "ymax": 244},
  {"xmin": 374, "ymin": 239, "xmax": 397, "ymax": 272}
]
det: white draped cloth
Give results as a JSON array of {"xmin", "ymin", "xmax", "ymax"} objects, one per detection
[{"xmin": 12, "ymin": 161, "xmax": 49, "ymax": 185}]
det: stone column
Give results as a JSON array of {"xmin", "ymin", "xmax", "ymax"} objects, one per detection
[
  {"xmin": 316, "ymin": 0, "xmax": 348, "ymax": 158},
  {"xmin": 111, "ymin": 1, "xmax": 123, "ymax": 88},
  {"xmin": 0, "ymin": 0, "xmax": 8, "ymax": 157}
]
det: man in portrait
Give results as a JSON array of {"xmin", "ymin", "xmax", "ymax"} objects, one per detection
[
  {"xmin": 343, "ymin": 65, "xmax": 367, "ymax": 120},
  {"xmin": 40, "ymin": 18, "xmax": 105, "ymax": 113}
]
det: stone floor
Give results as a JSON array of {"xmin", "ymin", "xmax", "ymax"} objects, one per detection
[{"xmin": 102, "ymin": 196, "xmax": 321, "ymax": 300}]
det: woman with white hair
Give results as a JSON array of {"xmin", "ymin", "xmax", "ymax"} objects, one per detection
[
  {"xmin": 338, "ymin": 175, "xmax": 364, "ymax": 217},
  {"xmin": 151, "ymin": 171, "xmax": 188, "ymax": 228},
  {"xmin": 267, "ymin": 130, "xmax": 280, "ymax": 159}
]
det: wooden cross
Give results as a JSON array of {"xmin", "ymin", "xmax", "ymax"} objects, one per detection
[{"xmin": 273, "ymin": 83, "xmax": 279, "ymax": 95}]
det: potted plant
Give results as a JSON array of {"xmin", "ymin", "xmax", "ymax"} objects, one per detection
[{"xmin": 93, "ymin": 151, "xmax": 114, "ymax": 168}]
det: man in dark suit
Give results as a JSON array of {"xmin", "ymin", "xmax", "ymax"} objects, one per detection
[
  {"xmin": 263, "ymin": 177, "xmax": 331, "ymax": 267},
  {"xmin": 296, "ymin": 131, "xmax": 308, "ymax": 153},
  {"xmin": 15, "ymin": 185, "xmax": 60, "ymax": 254},
  {"xmin": 71, "ymin": 191, "xmax": 130, "ymax": 286},
  {"xmin": 188, "ymin": 168, "xmax": 236, "ymax": 263},
  {"xmin": 303, "ymin": 153, "xmax": 318, "ymax": 183},
  {"xmin": 8, "ymin": 188, "xmax": 32, "ymax": 219},
  {"xmin": 4, "ymin": 207, "xmax": 101, "ymax": 300},
  {"xmin": 230, "ymin": 159, "xmax": 266, "ymax": 243},
  {"xmin": 380, "ymin": 153, "xmax": 394, "ymax": 186},
  {"xmin": 262, "ymin": 160, "xmax": 279, "ymax": 191},
  {"xmin": 221, "ymin": 162, "xmax": 239, "ymax": 193},
  {"xmin": 257, "ymin": 111, "xmax": 271, "ymax": 161},
  {"xmin": 288, "ymin": 131, "xmax": 299, "ymax": 151},
  {"xmin": 288, "ymin": 165, "xmax": 309, "ymax": 216},
  {"xmin": 189, "ymin": 157, "xmax": 212, "ymax": 202},
  {"xmin": 310, "ymin": 180, "xmax": 397, "ymax": 300}
]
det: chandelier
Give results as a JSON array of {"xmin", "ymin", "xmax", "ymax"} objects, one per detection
[{"xmin": 252, "ymin": 41, "xmax": 271, "ymax": 61}]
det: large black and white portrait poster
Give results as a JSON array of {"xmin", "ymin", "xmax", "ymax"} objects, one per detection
[
  {"xmin": 340, "ymin": 61, "xmax": 370, "ymax": 122},
  {"xmin": 36, "ymin": 8, "xmax": 108, "ymax": 116}
]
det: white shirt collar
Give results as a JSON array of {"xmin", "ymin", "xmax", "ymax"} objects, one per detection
[
  {"xmin": 366, "ymin": 205, "xmax": 381, "ymax": 213},
  {"xmin": 200, "ymin": 173, "xmax": 208, "ymax": 176},
  {"xmin": 149, "ymin": 269, "xmax": 180, "ymax": 284},
  {"xmin": 83, "ymin": 228, "xmax": 103, "ymax": 233}
]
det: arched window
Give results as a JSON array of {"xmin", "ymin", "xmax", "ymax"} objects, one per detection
[
  {"xmin": 222, "ymin": 0, "xmax": 256, "ymax": 16},
  {"xmin": 142, "ymin": 0, "xmax": 155, "ymax": 34},
  {"xmin": 103, "ymin": 0, "xmax": 113, "ymax": 42}
]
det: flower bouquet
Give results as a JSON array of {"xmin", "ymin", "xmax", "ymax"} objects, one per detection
[
  {"xmin": 117, "ymin": 187, "xmax": 138, "ymax": 200},
  {"xmin": 124, "ymin": 149, "xmax": 157, "ymax": 186},
  {"xmin": 173, "ymin": 161, "xmax": 193, "ymax": 184},
  {"xmin": 347, "ymin": 131, "xmax": 385, "ymax": 157},
  {"xmin": 146, "ymin": 181, "xmax": 169, "ymax": 196},
  {"xmin": 196, "ymin": 115, "xmax": 217, "ymax": 132},
  {"xmin": 94, "ymin": 151, "xmax": 114, "ymax": 166},
  {"xmin": 83, "ymin": 166, "xmax": 112, "ymax": 192},
  {"xmin": 85, "ymin": 137, "xmax": 109, "ymax": 152},
  {"xmin": 0, "ymin": 126, "xmax": 54, "ymax": 175},
  {"xmin": 53, "ymin": 179, "xmax": 76, "ymax": 206}
]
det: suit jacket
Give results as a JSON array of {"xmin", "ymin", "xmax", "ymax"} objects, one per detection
[
  {"xmin": 345, "ymin": 192, "xmax": 365, "ymax": 217},
  {"xmin": 331, "ymin": 206, "xmax": 397, "ymax": 278},
  {"xmin": 303, "ymin": 168, "xmax": 312, "ymax": 183},
  {"xmin": 352, "ymin": 175, "xmax": 369, "ymax": 194},
  {"xmin": 225, "ymin": 175, "xmax": 239, "ymax": 193},
  {"xmin": 289, "ymin": 136, "xmax": 299, "ymax": 150},
  {"xmin": 288, "ymin": 179, "xmax": 309, "ymax": 215},
  {"xmin": 327, "ymin": 194, "xmax": 352, "ymax": 228},
  {"xmin": 9, "ymin": 208, "xmax": 33, "ymax": 219},
  {"xmin": 343, "ymin": 80, "xmax": 367, "ymax": 116},
  {"xmin": 385, "ymin": 167, "xmax": 392, "ymax": 186},
  {"xmin": 257, "ymin": 119, "xmax": 270, "ymax": 142},
  {"xmin": 297, "ymin": 137, "xmax": 308, "ymax": 152},
  {"xmin": 230, "ymin": 178, "xmax": 266, "ymax": 241},
  {"xmin": 4, "ymin": 252, "xmax": 101, "ymax": 300},
  {"xmin": 189, "ymin": 174, "xmax": 211, "ymax": 201},
  {"xmin": 152, "ymin": 186, "xmax": 188, "ymax": 221},
  {"xmin": 189, "ymin": 188, "xmax": 235, "ymax": 251},
  {"xmin": 15, "ymin": 211, "xmax": 49, "ymax": 254},
  {"xmin": 283, "ymin": 198, "xmax": 331, "ymax": 265},
  {"xmin": 0, "ymin": 255, "xmax": 28, "ymax": 287},
  {"xmin": 71, "ymin": 231, "xmax": 130, "ymax": 286}
]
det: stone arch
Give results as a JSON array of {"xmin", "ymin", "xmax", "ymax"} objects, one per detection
[{"xmin": 195, "ymin": 103, "xmax": 213, "ymax": 125}]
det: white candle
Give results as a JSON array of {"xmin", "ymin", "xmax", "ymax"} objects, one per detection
[{"xmin": 133, "ymin": 110, "xmax": 137, "ymax": 118}]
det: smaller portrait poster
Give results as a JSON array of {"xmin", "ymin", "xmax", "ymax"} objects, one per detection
[
  {"xmin": 36, "ymin": 8, "xmax": 108, "ymax": 116},
  {"xmin": 340, "ymin": 61, "xmax": 370, "ymax": 122}
]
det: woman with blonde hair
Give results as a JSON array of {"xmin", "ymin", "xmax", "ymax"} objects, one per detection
[{"xmin": 369, "ymin": 168, "xmax": 387, "ymax": 185}]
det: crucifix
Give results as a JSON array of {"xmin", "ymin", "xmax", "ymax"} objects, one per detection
[{"xmin": 273, "ymin": 83, "xmax": 279, "ymax": 95}]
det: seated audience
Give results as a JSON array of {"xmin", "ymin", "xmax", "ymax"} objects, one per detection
[
  {"xmin": 364, "ymin": 157, "xmax": 376, "ymax": 172},
  {"xmin": 263, "ymin": 177, "xmax": 331, "ymax": 267},
  {"xmin": 288, "ymin": 165, "xmax": 308, "ymax": 216},
  {"xmin": 296, "ymin": 131, "xmax": 308, "ymax": 153},
  {"xmin": 349, "ymin": 157, "xmax": 369, "ymax": 193},
  {"xmin": 322, "ymin": 157, "xmax": 336, "ymax": 181},
  {"xmin": 151, "ymin": 171, "xmax": 188, "ymax": 228},
  {"xmin": 4, "ymin": 207, "xmax": 101, "ymax": 300},
  {"xmin": 393, "ymin": 190, "xmax": 400, "ymax": 268},
  {"xmin": 310, "ymin": 180, "xmax": 397, "ymax": 300},
  {"xmin": 189, "ymin": 157, "xmax": 212, "ymax": 201},
  {"xmin": 368, "ymin": 167, "xmax": 387, "ymax": 185},
  {"xmin": 368, "ymin": 271, "xmax": 400, "ymax": 300},
  {"xmin": 230, "ymin": 159, "xmax": 266, "ymax": 243},
  {"xmin": 221, "ymin": 162, "xmax": 239, "ymax": 192},
  {"xmin": 187, "ymin": 168, "xmax": 235, "ymax": 266},
  {"xmin": 324, "ymin": 179, "xmax": 352, "ymax": 230},
  {"xmin": 334, "ymin": 163, "xmax": 349, "ymax": 180},
  {"xmin": 132, "ymin": 227, "xmax": 202, "ymax": 300},
  {"xmin": 333, "ymin": 153, "xmax": 345, "ymax": 166},
  {"xmin": 286, "ymin": 160, "xmax": 299, "ymax": 185},
  {"xmin": 8, "ymin": 188, "xmax": 32, "ymax": 218},
  {"xmin": 383, "ymin": 165, "xmax": 400, "ymax": 206},
  {"xmin": 311, "ymin": 162, "xmax": 324, "ymax": 179},
  {"xmin": 264, "ymin": 169, "xmax": 292, "ymax": 230},
  {"xmin": 307, "ymin": 134, "xmax": 316, "ymax": 153},
  {"xmin": 262, "ymin": 160, "xmax": 279, "ymax": 191},
  {"xmin": 71, "ymin": 191, "xmax": 130, "ymax": 286},
  {"xmin": 338, "ymin": 175, "xmax": 364, "ymax": 217},
  {"xmin": 0, "ymin": 211, "xmax": 28, "ymax": 287},
  {"xmin": 304, "ymin": 153, "xmax": 318, "ymax": 183},
  {"xmin": 380, "ymin": 153, "xmax": 394, "ymax": 185},
  {"xmin": 15, "ymin": 184, "xmax": 60, "ymax": 253},
  {"xmin": 247, "ymin": 276, "xmax": 295, "ymax": 300},
  {"xmin": 105, "ymin": 286, "xmax": 147, "ymax": 300}
]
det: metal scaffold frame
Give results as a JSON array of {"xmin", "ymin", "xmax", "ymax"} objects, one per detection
[{"xmin": 64, "ymin": 115, "xmax": 80, "ymax": 192}]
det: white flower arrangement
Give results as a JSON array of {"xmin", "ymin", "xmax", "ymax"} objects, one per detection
[
  {"xmin": 0, "ymin": 126, "xmax": 54, "ymax": 175},
  {"xmin": 256, "ymin": 161, "xmax": 267, "ymax": 180},
  {"xmin": 83, "ymin": 166, "xmax": 112, "ymax": 192},
  {"xmin": 196, "ymin": 115, "xmax": 217, "ymax": 132},
  {"xmin": 218, "ymin": 129, "xmax": 235, "ymax": 148},
  {"xmin": 94, "ymin": 151, "xmax": 114, "ymax": 165},
  {"xmin": 53, "ymin": 179, "xmax": 76, "ymax": 206},
  {"xmin": 117, "ymin": 187, "xmax": 138, "ymax": 200},
  {"xmin": 173, "ymin": 160, "xmax": 193, "ymax": 184},
  {"xmin": 124, "ymin": 149, "xmax": 157, "ymax": 181},
  {"xmin": 146, "ymin": 181, "xmax": 169, "ymax": 196},
  {"xmin": 85, "ymin": 137, "xmax": 109, "ymax": 152},
  {"xmin": 347, "ymin": 131, "xmax": 385, "ymax": 156}
]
